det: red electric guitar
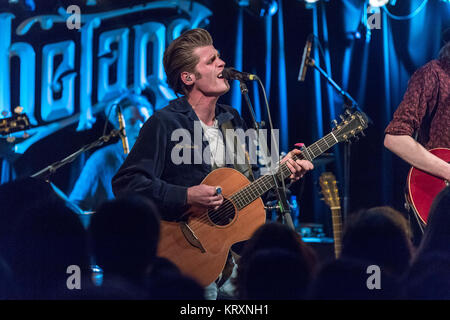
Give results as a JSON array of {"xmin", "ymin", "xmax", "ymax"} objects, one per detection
[{"xmin": 406, "ymin": 148, "xmax": 450, "ymax": 225}]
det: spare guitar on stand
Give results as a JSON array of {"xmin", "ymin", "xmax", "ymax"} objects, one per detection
[{"xmin": 319, "ymin": 172, "xmax": 343, "ymax": 259}]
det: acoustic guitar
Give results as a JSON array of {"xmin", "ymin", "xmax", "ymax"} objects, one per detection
[
  {"xmin": 319, "ymin": 172, "xmax": 343, "ymax": 258},
  {"xmin": 157, "ymin": 110, "xmax": 369, "ymax": 286},
  {"xmin": 407, "ymin": 148, "xmax": 450, "ymax": 225}
]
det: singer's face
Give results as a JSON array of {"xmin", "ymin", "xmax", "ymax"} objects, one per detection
[{"xmin": 191, "ymin": 45, "xmax": 229, "ymax": 97}]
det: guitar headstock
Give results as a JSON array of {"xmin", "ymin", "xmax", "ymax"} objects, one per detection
[
  {"xmin": 319, "ymin": 172, "xmax": 340, "ymax": 209},
  {"xmin": 331, "ymin": 110, "xmax": 368, "ymax": 143},
  {"xmin": 0, "ymin": 107, "xmax": 31, "ymax": 137}
]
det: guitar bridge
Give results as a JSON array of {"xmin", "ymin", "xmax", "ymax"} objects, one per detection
[{"xmin": 179, "ymin": 222, "xmax": 206, "ymax": 253}]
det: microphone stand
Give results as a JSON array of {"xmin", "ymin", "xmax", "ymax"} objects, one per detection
[
  {"xmin": 305, "ymin": 56, "xmax": 361, "ymax": 221},
  {"xmin": 239, "ymin": 81, "xmax": 295, "ymax": 230},
  {"xmin": 31, "ymin": 128, "xmax": 124, "ymax": 181}
]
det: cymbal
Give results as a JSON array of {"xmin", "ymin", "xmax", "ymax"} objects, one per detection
[{"xmin": 312, "ymin": 153, "xmax": 334, "ymax": 166}]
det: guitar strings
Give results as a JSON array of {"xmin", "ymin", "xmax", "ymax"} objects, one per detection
[
  {"xmin": 189, "ymin": 165, "xmax": 288, "ymax": 228},
  {"xmin": 188, "ymin": 163, "xmax": 293, "ymax": 230},
  {"xmin": 188, "ymin": 149, "xmax": 315, "ymax": 229}
]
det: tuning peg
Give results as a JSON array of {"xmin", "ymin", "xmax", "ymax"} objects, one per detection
[
  {"xmin": 14, "ymin": 106, "xmax": 24, "ymax": 114},
  {"xmin": 331, "ymin": 120, "xmax": 338, "ymax": 128},
  {"xmin": 360, "ymin": 131, "xmax": 366, "ymax": 137},
  {"xmin": 339, "ymin": 114, "xmax": 345, "ymax": 121},
  {"xmin": 345, "ymin": 109, "xmax": 352, "ymax": 116}
]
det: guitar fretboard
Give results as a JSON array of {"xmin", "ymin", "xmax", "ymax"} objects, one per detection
[
  {"xmin": 330, "ymin": 208, "xmax": 342, "ymax": 258},
  {"xmin": 230, "ymin": 133, "xmax": 338, "ymax": 210}
]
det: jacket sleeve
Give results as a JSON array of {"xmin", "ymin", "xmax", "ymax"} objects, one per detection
[{"xmin": 111, "ymin": 114, "xmax": 188, "ymax": 220}]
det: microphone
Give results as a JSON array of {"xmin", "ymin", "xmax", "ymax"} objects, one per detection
[
  {"xmin": 222, "ymin": 68, "xmax": 258, "ymax": 82},
  {"xmin": 117, "ymin": 106, "xmax": 129, "ymax": 154},
  {"xmin": 298, "ymin": 34, "xmax": 313, "ymax": 82}
]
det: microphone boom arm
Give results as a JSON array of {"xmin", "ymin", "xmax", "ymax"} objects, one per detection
[{"xmin": 31, "ymin": 128, "xmax": 122, "ymax": 181}]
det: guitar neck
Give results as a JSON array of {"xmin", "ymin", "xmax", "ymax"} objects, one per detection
[
  {"xmin": 330, "ymin": 207, "xmax": 343, "ymax": 258},
  {"xmin": 230, "ymin": 133, "xmax": 338, "ymax": 210}
]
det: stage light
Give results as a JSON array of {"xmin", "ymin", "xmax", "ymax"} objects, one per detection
[
  {"xmin": 236, "ymin": 0, "xmax": 278, "ymax": 17},
  {"xmin": 301, "ymin": 0, "xmax": 321, "ymax": 9},
  {"xmin": 369, "ymin": 0, "xmax": 389, "ymax": 7}
]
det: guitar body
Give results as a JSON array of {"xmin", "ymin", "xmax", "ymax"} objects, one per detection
[
  {"xmin": 156, "ymin": 167, "xmax": 266, "ymax": 286},
  {"xmin": 407, "ymin": 148, "xmax": 450, "ymax": 225}
]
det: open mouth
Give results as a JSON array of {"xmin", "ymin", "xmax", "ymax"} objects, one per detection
[{"xmin": 217, "ymin": 72, "xmax": 224, "ymax": 79}]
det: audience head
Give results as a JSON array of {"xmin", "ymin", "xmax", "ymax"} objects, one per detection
[
  {"xmin": 0, "ymin": 178, "xmax": 61, "ymax": 249},
  {"xmin": 90, "ymin": 196, "xmax": 160, "ymax": 283},
  {"xmin": 235, "ymin": 222, "xmax": 317, "ymax": 299},
  {"xmin": 9, "ymin": 194, "xmax": 89, "ymax": 299},
  {"xmin": 240, "ymin": 248, "xmax": 312, "ymax": 300},
  {"xmin": 401, "ymin": 251, "xmax": 450, "ymax": 300},
  {"xmin": 307, "ymin": 257, "xmax": 400, "ymax": 300},
  {"xmin": 341, "ymin": 206, "xmax": 413, "ymax": 276},
  {"xmin": 146, "ymin": 272, "xmax": 205, "ymax": 300},
  {"xmin": 0, "ymin": 255, "xmax": 15, "ymax": 299},
  {"xmin": 415, "ymin": 186, "xmax": 450, "ymax": 257}
]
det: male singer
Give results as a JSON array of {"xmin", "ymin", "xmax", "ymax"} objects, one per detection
[{"xmin": 111, "ymin": 28, "xmax": 313, "ymax": 298}]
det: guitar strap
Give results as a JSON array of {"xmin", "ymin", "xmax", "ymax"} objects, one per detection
[{"xmin": 217, "ymin": 120, "xmax": 255, "ymax": 182}]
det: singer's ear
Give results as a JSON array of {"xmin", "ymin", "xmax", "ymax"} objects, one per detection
[{"xmin": 181, "ymin": 71, "xmax": 195, "ymax": 86}]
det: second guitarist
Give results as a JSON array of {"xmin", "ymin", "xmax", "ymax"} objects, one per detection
[{"xmin": 384, "ymin": 41, "xmax": 450, "ymax": 189}]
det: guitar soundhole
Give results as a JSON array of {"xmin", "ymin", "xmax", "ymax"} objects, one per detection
[{"xmin": 207, "ymin": 198, "xmax": 236, "ymax": 227}]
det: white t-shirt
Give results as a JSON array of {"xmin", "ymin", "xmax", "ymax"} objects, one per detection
[{"xmin": 200, "ymin": 119, "xmax": 226, "ymax": 168}]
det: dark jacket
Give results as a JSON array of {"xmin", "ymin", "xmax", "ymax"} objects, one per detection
[{"xmin": 111, "ymin": 97, "xmax": 259, "ymax": 220}]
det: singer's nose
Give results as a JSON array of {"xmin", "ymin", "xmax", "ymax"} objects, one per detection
[{"xmin": 217, "ymin": 57, "xmax": 225, "ymax": 68}]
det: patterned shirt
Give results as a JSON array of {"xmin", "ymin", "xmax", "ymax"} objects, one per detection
[{"xmin": 385, "ymin": 58, "xmax": 450, "ymax": 149}]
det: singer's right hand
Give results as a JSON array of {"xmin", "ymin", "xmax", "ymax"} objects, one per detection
[{"xmin": 187, "ymin": 185, "xmax": 223, "ymax": 210}]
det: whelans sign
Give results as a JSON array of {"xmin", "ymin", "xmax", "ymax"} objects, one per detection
[{"xmin": 0, "ymin": 0, "xmax": 211, "ymax": 153}]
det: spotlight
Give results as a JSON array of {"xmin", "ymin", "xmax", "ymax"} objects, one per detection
[
  {"xmin": 369, "ymin": 0, "xmax": 389, "ymax": 7},
  {"xmin": 299, "ymin": 0, "xmax": 321, "ymax": 10},
  {"xmin": 236, "ymin": 0, "xmax": 278, "ymax": 17}
]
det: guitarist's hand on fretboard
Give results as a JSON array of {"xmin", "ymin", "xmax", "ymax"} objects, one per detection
[{"xmin": 281, "ymin": 149, "xmax": 314, "ymax": 182}]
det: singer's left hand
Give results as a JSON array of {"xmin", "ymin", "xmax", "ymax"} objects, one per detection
[{"xmin": 281, "ymin": 149, "xmax": 314, "ymax": 182}]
